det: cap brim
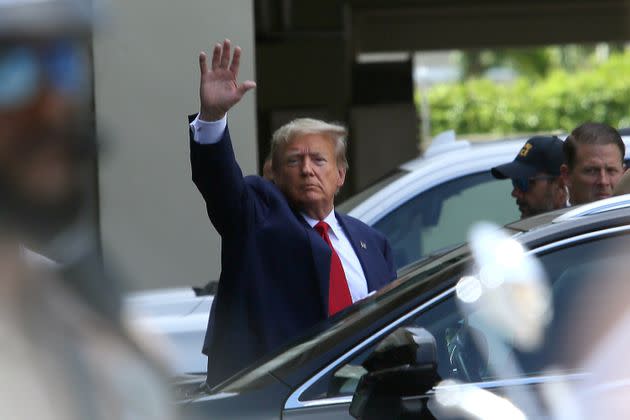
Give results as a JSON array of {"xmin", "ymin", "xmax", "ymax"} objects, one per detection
[{"xmin": 491, "ymin": 161, "xmax": 540, "ymax": 180}]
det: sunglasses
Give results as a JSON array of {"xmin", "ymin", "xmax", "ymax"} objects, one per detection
[
  {"xmin": 0, "ymin": 40, "xmax": 89, "ymax": 109},
  {"xmin": 512, "ymin": 175, "xmax": 556, "ymax": 192}
]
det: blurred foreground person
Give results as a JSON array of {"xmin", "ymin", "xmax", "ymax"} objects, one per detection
[
  {"xmin": 551, "ymin": 237, "xmax": 630, "ymax": 418},
  {"xmin": 561, "ymin": 122, "xmax": 625, "ymax": 205},
  {"xmin": 0, "ymin": 1, "xmax": 174, "ymax": 419},
  {"xmin": 491, "ymin": 136, "xmax": 567, "ymax": 219}
]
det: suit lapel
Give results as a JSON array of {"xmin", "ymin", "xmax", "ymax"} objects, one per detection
[
  {"xmin": 336, "ymin": 212, "xmax": 376, "ymax": 292},
  {"xmin": 296, "ymin": 211, "xmax": 330, "ymax": 317}
]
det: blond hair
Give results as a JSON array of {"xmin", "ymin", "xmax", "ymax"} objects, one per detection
[{"xmin": 270, "ymin": 118, "xmax": 349, "ymax": 172}]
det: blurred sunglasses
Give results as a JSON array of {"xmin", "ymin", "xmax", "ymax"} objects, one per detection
[
  {"xmin": 0, "ymin": 40, "xmax": 89, "ymax": 108},
  {"xmin": 512, "ymin": 175, "xmax": 556, "ymax": 192}
]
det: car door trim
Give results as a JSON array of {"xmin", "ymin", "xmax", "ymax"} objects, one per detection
[
  {"xmin": 284, "ymin": 224, "xmax": 630, "ymax": 411},
  {"xmin": 527, "ymin": 225, "xmax": 630, "ymax": 255}
]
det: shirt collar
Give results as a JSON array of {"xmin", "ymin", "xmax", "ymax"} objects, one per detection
[{"xmin": 302, "ymin": 210, "xmax": 342, "ymax": 239}]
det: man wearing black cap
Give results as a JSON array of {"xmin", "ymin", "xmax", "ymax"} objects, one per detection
[{"xmin": 491, "ymin": 136, "xmax": 567, "ymax": 219}]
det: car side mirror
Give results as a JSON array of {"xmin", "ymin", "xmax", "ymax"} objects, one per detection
[{"xmin": 349, "ymin": 327, "xmax": 440, "ymax": 420}]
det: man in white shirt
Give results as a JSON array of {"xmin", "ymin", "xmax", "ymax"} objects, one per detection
[{"xmin": 189, "ymin": 39, "xmax": 397, "ymax": 386}]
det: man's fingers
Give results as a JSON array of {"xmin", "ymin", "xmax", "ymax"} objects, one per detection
[
  {"xmin": 237, "ymin": 80, "xmax": 257, "ymax": 96},
  {"xmin": 199, "ymin": 52, "xmax": 208, "ymax": 74},
  {"xmin": 211, "ymin": 43, "xmax": 222, "ymax": 71},
  {"xmin": 220, "ymin": 39, "xmax": 231, "ymax": 69},
  {"xmin": 229, "ymin": 46, "xmax": 242, "ymax": 79}
]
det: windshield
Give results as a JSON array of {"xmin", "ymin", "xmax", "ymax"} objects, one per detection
[{"xmin": 215, "ymin": 244, "xmax": 472, "ymax": 394}]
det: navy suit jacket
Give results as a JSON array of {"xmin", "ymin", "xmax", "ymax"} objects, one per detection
[{"xmin": 189, "ymin": 121, "xmax": 396, "ymax": 386}]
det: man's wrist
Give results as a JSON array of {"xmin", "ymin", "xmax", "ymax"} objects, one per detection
[{"xmin": 199, "ymin": 109, "xmax": 226, "ymax": 122}]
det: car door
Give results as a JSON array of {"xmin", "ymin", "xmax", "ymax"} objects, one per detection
[{"xmin": 282, "ymin": 224, "xmax": 630, "ymax": 419}]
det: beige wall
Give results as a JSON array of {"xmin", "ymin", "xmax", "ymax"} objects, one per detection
[{"xmin": 93, "ymin": 1, "xmax": 257, "ymax": 290}]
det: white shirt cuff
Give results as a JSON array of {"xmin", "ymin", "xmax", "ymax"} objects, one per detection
[{"xmin": 190, "ymin": 113, "xmax": 227, "ymax": 144}]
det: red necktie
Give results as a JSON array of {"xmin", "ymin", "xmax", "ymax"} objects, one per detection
[{"xmin": 315, "ymin": 221, "xmax": 353, "ymax": 316}]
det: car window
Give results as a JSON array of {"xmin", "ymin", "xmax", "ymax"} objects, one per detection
[
  {"xmin": 374, "ymin": 172, "xmax": 518, "ymax": 268},
  {"xmin": 302, "ymin": 231, "xmax": 630, "ymax": 401}
]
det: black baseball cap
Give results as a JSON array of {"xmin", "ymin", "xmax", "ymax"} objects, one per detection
[{"xmin": 491, "ymin": 135, "xmax": 564, "ymax": 180}]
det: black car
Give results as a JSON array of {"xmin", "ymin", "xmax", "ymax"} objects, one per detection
[{"xmin": 177, "ymin": 195, "xmax": 630, "ymax": 419}]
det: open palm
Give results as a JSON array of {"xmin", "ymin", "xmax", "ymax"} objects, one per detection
[{"xmin": 199, "ymin": 39, "xmax": 256, "ymax": 121}]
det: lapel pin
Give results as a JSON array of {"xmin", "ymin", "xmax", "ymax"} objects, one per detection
[{"xmin": 360, "ymin": 241, "xmax": 367, "ymax": 249}]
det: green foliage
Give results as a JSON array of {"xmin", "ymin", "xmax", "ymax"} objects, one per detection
[
  {"xmin": 422, "ymin": 52, "xmax": 630, "ymax": 138},
  {"xmin": 459, "ymin": 48, "xmax": 555, "ymax": 79}
]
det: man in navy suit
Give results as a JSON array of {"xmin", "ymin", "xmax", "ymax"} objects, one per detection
[{"xmin": 190, "ymin": 39, "xmax": 397, "ymax": 387}]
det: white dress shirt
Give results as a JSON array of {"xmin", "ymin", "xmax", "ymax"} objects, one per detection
[
  {"xmin": 301, "ymin": 212, "xmax": 369, "ymax": 302},
  {"xmin": 190, "ymin": 113, "xmax": 369, "ymax": 302},
  {"xmin": 190, "ymin": 113, "xmax": 226, "ymax": 144}
]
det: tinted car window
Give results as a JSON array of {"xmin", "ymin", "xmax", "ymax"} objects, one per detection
[
  {"xmin": 374, "ymin": 172, "xmax": 518, "ymax": 268},
  {"xmin": 304, "ymin": 231, "xmax": 630, "ymax": 401}
]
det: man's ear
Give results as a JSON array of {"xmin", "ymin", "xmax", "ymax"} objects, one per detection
[
  {"xmin": 263, "ymin": 159, "xmax": 274, "ymax": 181},
  {"xmin": 554, "ymin": 174, "xmax": 565, "ymax": 189},
  {"xmin": 553, "ymin": 175, "xmax": 567, "ymax": 204},
  {"xmin": 560, "ymin": 164, "xmax": 571, "ymax": 187},
  {"xmin": 337, "ymin": 167, "xmax": 347, "ymax": 189}
]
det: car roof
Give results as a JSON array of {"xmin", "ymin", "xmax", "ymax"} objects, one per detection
[
  {"xmin": 400, "ymin": 131, "xmax": 630, "ymax": 172},
  {"xmin": 398, "ymin": 131, "xmax": 527, "ymax": 171}
]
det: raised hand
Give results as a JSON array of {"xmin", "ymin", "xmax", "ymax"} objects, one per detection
[{"xmin": 199, "ymin": 39, "xmax": 256, "ymax": 121}]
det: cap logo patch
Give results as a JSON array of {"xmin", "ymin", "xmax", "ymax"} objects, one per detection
[{"xmin": 519, "ymin": 143, "xmax": 533, "ymax": 157}]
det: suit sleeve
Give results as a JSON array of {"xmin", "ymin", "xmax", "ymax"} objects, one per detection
[
  {"xmin": 189, "ymin": 117, "xmax": 257, "ymax": 237},
  {"xmin": 382, "ymin": 238, "xmax": 397, "ymax": 281}
]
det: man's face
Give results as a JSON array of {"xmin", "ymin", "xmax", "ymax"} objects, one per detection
[
  {"xmin": 0, "ymin": 39, "xmax": 90, "ymax": 234},
  {"xmin": 511, "ymin": 173, "xmax": 559, "ymax": 218},
  {"xmin": 273, "ymin": 133, "xmax": 346, "ymax": 220},
  {"xmin": 563, "ymin": 143, "xmax": 625, "ymax": 205}
]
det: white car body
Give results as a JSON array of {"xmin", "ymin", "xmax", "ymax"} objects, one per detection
[
  {"xmin": 124, "ymin": 287, "xmax": 213, "ymax": 374},
  {"xmin": 345, "ymin": 132, "xmax": 526, "ymax": 225}
]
